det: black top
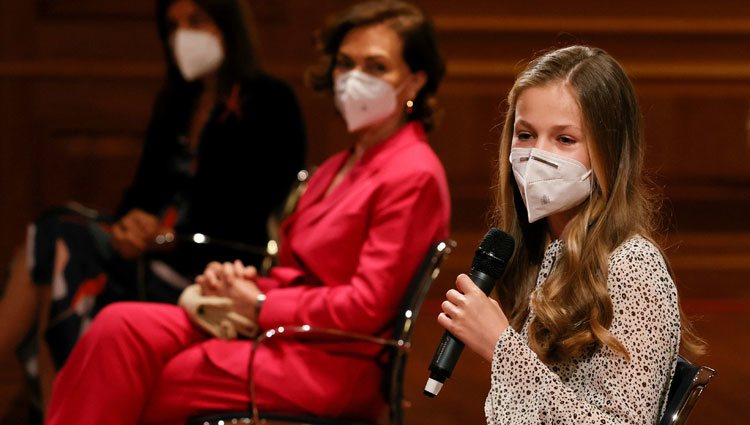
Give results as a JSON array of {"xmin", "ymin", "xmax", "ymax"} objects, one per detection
[{"xmin": 117, "ymin": 73, "xmax": 306, "ymax": 276}]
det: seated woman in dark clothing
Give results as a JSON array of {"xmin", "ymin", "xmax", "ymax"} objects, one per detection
[
  {"xmin": 0, "ymin": 0, "xmax": 305, "ymax": 412},
  {"xmin": 45, "ymin": 1, "xmax": 450, "ymax": 423}
]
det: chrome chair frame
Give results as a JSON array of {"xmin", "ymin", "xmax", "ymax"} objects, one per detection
[
  {"xmin": 657, "ymin": 355, "xmax": 716, "ymax": 425},
  {"xmin": 187, "ymin": 239, "xmax": 456, "ymax": 425}
]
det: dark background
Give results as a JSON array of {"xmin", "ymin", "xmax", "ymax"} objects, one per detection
[{"xmin": 0, "ymin": 1, "xmax": 748, "ymax": 423}]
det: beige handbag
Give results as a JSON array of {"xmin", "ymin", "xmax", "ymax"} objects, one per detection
[{"xmin": 178, "ymin": 284, "xmax": 258, "ymax": 340}]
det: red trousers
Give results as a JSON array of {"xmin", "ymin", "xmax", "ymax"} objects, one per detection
[{"xmin": 45, "ymin": 302, "xmax": 289, "ymax": 425}]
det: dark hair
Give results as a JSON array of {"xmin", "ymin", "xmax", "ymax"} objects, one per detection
[
  {"xmin": 308, "ymin": 0, "xmax": 445, "ymax": 131},
  {"xmin": 155, "ymin": 0, "xmax": 261, "ymax": 94}
]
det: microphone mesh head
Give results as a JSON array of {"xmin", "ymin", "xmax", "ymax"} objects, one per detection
[{"xmin": 472, "ymin": 228, "xmax": 515, "ymax": 278}]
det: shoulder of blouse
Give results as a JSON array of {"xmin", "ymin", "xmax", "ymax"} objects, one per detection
[
  {"xmin": 606, "ymin": 234, "xmax": 676, "ymax": 300},
  {"xmin": 607, "ymin": 234, "xmax": 668, "ymax": 270}
]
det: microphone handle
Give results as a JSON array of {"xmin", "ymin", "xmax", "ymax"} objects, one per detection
[{"xmin": 428, "ymin": 268, "xmax": 496, "ymax": 382}]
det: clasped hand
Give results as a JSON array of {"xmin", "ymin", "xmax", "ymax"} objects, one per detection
[
  {"xmin": 437, "ymin": 274, "xmax": 510, "ymax": 362},
  {"xmin": 195, "ymin": 260, "xmax": 262, "ymax": 322},
  {"xmin": 111, "ymin": 208, "xmax": 172, "ymax": 259}
]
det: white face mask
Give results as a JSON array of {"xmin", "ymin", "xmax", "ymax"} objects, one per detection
[
  {"xmin": 172, "ymin": 28, "xmax": 224, "ymax": 81},
  {"xmin": 510, "ymin": 147, "xmax": 593, "ymax": 223},
  {"xmin": 334, "ymin": 70, "xmax": 402, "ymax": 132}
]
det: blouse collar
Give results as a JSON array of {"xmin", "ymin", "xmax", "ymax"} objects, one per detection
[{"xmin": 535, "ymin": 239, "xmax": 564, "ymax": 289}]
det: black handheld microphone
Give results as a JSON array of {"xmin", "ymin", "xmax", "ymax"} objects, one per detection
[{"xmin": 424, "ymin": 228, "xmax": 515, "ymax": 397}]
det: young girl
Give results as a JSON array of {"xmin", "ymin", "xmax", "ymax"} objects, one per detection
[{"xmin": 437, "ymin": 45, "xmax": 703, "ymax": 424}]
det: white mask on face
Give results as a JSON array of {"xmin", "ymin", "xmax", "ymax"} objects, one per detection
[
  {"xmin": 510, "ymin": 147, "xmax": 593, "ymax": 223},
  {"xmin": 172, "ymin": 28, "xmax": 224, "ymax": 81},
  {"xmin": 334, "ymin": 70, "xmax": 402, "ymax": 132}
]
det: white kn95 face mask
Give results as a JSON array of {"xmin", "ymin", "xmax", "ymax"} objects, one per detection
[
  {"xmin": 172, "ymin": 28, "xmax": 224, "ymax": 81},
  {"xmin": 510, "ymin": 147, "xmax": 593, "ymax": 223},
  {"xmin": 334, "ymin": 70, "xmax": 400, "ymax": 132}
]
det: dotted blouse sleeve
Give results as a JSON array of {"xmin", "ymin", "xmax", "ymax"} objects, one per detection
[{"xmin": 484, "ymin": 237, "xmax": 681, "ymax": 425}]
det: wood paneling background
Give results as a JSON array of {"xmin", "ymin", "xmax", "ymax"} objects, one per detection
[{"xmin": 1, "ymin": 0, "xmax": 748, "ymax": 423}]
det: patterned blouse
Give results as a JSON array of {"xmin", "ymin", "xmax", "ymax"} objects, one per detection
[{"xmin": 485, "ymin": 236, "xmax": 680, "ymax": 424}]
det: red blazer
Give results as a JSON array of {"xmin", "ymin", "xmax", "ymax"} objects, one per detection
[{"xmin": 202, "ymin": 122, "xmax": 450, "ymax": 420}]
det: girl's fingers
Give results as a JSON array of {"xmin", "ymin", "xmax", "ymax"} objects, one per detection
[
  {"xmin": 441, "ymin": 299, "xmax": 462, "ymax": 319},
  {"xmin": 445, "ymin": 288, "xmax": 465, "ymax": 305},
  {"xmin": 455, "ymin": 273, "xmax": 480, "ymax": 294},
  {"xmin": 436, "ymin": 312, "xmax": 452, "ymax": 330}
]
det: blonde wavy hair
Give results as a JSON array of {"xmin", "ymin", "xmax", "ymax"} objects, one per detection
[{"xmin": 494, "ymin": 45, "xmax": 703, "ymax": 364}]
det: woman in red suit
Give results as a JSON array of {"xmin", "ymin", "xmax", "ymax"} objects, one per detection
[{"xmin": 45, "ymin": 1, "xmax": 450, "ymax": 424}]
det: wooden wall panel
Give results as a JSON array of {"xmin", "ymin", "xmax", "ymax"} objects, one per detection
[
  {"xmin": 33, "ymin": 21, "xmax": 161, "ymax": 60},
  {"xmin": 23, "ymin": 79, "xmax": 159, "ymax": 214},
  {"xmin": 36, "ymin": 133, "xmax": 143, "ymax": 212},
  {"xmin": 35, "ymin": 0, "xmax": 152, "ymax": 19},
  {"xmin": 31, "ymin": 79, "xmax": 159, "ymax": 132},
  {"xmin": 0, "ymin": 79, "xmax": 35, "ymax": 253}
]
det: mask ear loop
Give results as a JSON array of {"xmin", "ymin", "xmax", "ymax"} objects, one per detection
[
  {"xmin": 584, "ymin": 170, "xmax": 598, "ymax": 230},
  {"xmin": 581, "ymin": 169, "xmax": 594, "ymax": 205},
  {"xmin": 580, "ymin": 169, "xmax": 593, "ymax": 181}
]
